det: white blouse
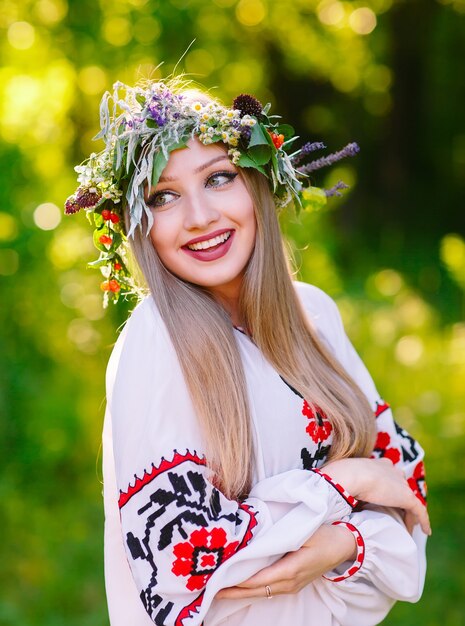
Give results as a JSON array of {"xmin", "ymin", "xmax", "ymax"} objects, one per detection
[{"xmin": 102, "ymin": 281, "xmax": 427, "ymax": 626}]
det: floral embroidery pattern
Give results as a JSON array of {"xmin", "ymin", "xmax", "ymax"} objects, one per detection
[
  {"xmin": 120, "ymin": 450, "xmax": 258, "ymax": 625},
  {"xmin": 407, "ymin": 461, "xmax": 427, "ymax": 505},
  {"xmin": 303, "ymin": 400, "xmax": 333, "ymax": 443},
  {"xmin": 172, "ymin": 527, "xmax": 240, "ymax": 591},
  {"xmin": 371, "ymin": 431, "xmax": 402, "ymax": 465}
]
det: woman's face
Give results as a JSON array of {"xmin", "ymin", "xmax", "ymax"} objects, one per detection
[{"xmin": 147, "ymin": 137, "xmax": 256, "ymax": 298}]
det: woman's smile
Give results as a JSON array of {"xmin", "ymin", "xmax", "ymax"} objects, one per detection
[{"xmin": 182, "ymin": 229, "xmax": 235, "ymax": 261}]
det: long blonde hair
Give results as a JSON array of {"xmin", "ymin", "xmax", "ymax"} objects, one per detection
[{"xmin": 124, "ymin": 90, "xmax": 376, "ymax": 501}]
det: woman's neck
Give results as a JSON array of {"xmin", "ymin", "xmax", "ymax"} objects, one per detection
[{"xmin": 207, "ymin": 278, "xmax": 242, "ymax": 327}]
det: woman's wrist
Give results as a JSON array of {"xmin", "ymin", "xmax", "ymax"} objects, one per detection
[
  {"xmin": 321, "ymin": 458, "xmax": 367, "ymax": 497},
  {"xmin": 303, "ymin": 523, "xmax": 358, "ymax": 571}
]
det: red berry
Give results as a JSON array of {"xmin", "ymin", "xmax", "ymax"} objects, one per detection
[
  {"xmin": 272, "ymin": 133, "xmax": 285, "ymax": 149},
  {"xmin": 100, "ymin": 281, "xmax": 111, "ymax": 292},
  {"xmin": 108, "ymin": 279, "xmax": 120, "ymax": 293},
  {"xmin": 114, "ymin": 262, "xmax": 122, "ymax": 271},
  {"xmin": 102, "ymin": 209, "xmax": 112, "ymax": 220},
  {"xmin": 99, "ymin": 234, "xmax": 113, "ymax": 245},
  {"xmin": 109, "ymin": 212, "xmax": 120, "ymax": 224}
]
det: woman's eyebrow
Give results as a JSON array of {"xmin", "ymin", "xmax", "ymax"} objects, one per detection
[{"xmin": 158, "ymin": 155, "xmax": 230, "ymax": 183}]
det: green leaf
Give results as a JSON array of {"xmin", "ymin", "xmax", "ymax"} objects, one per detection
[
  {"xmin": 87, "ymin": 255, "xmax": 114, "ymax": 269},
  {"xmin": 237, "ymin": 153, "xmax": 267, "ymax": 175},
  {"xmin": 111, "ymin": 232, "xmax": 123, "ymax": 249},
  {"xmin": 93, "ymin": 212, "xmax": 104, "ymax": 228},
  {"xmin": 248, "ymin": 122, "xmax": 269, "ymax": 148},
  {"xmin": 169, "ymin": 140, "xmax": 188, "ymax": 153},
  {"xmin": 247, "ymin": 143, "xmax": 271, "ymax": 166},
  {"xmin": 93, "ymin": 226, "xmax": 108, "ymax": 252},
  {"xmin": 301, "ymin": 186, "xmax": 328, "ymax": 213},
  {"xmin": 275, "ymin": 124, "xmax": 294, "ymax": 139},
  {"xmin": 151, "ymin": 151, "xmax": 168, "ymax": 186}
]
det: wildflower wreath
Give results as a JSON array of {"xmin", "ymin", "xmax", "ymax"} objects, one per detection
[{"xmin": 65, "ymin": 78, "xmax": 359, "ymax": 306}]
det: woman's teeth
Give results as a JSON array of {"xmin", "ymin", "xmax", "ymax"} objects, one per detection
[{"xmin": 187, "ymin": 230, "xmax": 232, "ymax": 251}]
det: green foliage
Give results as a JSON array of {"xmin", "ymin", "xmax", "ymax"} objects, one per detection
[{"xmin": 1, "ymin": 0, "xmax": 464, "ymax": 624}]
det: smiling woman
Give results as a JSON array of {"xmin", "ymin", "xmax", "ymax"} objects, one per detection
[
  {"xmin": 65, "ymin": 77, "xmax": 429, "ymax": 626},
  {"xmin": 146, "ymin": 140, "xmax": 256, "ymax": 317}
]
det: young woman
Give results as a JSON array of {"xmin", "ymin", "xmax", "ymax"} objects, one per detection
[{"xmin": 66, "ymin": 79, "xmax": 430, "ymax": 626}]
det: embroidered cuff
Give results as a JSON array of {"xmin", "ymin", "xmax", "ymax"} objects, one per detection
[
  {"xmin": 311, "ymin": 469, "xmax": 358, "ymax": 509},
  {"xmin": 322, "ymin": 521, "xmax": 365, "ymax": 582}
]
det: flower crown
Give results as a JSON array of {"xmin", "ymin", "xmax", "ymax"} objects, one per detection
[{"xmin": 64, "ymin": 78, "xmax": 359, "ymax": 306}]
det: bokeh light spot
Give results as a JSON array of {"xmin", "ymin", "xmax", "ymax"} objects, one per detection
[
  {"xmin": 34, "ymin": 0, "xmax": 68, "ymax": 25},
  {"xmin": 440, "ymin": 233, "xmax": 465, "ymax": 288},
  {"xmin": 349, "ymin": 7, "xmax": 377, "ymax": 34},
  {"xmin": 34, "ymin": 203, "xmax": 62, "ymax": 231},
  {"xmin": 364, "ymin": 65, "xmax": 392, "ymax": 92},
  {"xmin": 236, "ymin": 0, "xmax": 267, "ymax": 26},
  {"xmin": 374, "ymin": 268, "xmax": 403, "ymax": 296},
  {"xmin": 48, "ymin": 226, "xmax": 93, "ymax": 270},
  {"xmin": 67, "ymin": 318, "xmax": 101, "ymax": 354},
  {"xmin": 395, "ymin": 335, "xmax": 424, "ymax": 366},
  {"xmin": 102, "ymin": 17, "xmax": 132, "ymax": 47},
  {"xmin": 332, "ymin": 65, "xmax": 360, "ymax": 92},
  {"xmin": 78, "ymin": 66, "xmax": 107, "ymax": 96},
  {"xmin": 370, "ymin": 312, "xmax": 397, "ymax": 346},
  {"xmin": 317, "ymin": 0, "xmax": 345, "ymax": 26},
  {"xmin": 0, "ymin": 212, "xmax": 18, "ymax": 241},
  {"xmin": 7, "ymin": 21, "xmax": 36, "ymax": 50}
]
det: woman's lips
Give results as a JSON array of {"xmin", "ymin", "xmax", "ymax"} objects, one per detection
[{"xmin": 182, "ymin": 230, "xmax": 235, "ymax": 262}]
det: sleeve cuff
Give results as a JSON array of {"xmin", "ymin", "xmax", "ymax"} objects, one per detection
[
  {"xmin": 322, "ymin": 521, "xmax": 365, "ymax": 582},
  {"xmin": 311, "ymin": 468, "xmax": 359, "ymax": 509}
]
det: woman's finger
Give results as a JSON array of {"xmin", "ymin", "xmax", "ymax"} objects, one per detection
[{"xmin": 216, "ymin": 579, "xmax": 287, "ymax": 600}]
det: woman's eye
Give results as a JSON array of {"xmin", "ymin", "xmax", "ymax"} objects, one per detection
[
  {"xmin": 148, "ymin": 191, "xmax": 177, "ymax": 207},
  {"xmin": 207, "ymin": 171, "xmax": 238, "ymax": 188}
]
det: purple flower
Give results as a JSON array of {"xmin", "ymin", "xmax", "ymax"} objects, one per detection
[
  {"xmin": 240, "ymin": 126, "xmax": 252, "ymax": 146},
  {"xmin": 291, "ymin": 142, "xmax": 326, "ymax": 165},
  {"xmin": 298, "ymin": 142, "xmax": 360, "ymax": 174},
  {"xmin": 75, "ymin": 186, "xmax": 102, "ymax": 209},
  {"xmin": 64, "ymin": 195, "xmax": 81, "ymax": 215},
  {"xmin": 147, "ymin": 101, "xmax": 166, "ymax": 126},
  {"xmin": 324, "ymin": 180, "xmax": 349, "ymax": 197}
]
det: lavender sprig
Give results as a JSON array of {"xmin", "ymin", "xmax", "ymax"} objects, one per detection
[
  {"xmin": 290, "ymin": 141, "xmax": 326, "ymax": 166},
  {"xmin": 298, "ymin": 142, "xmax": 360, "ymax": 175},
  {"xmin": 324, "ymin": 180, "xmax": 349, "ymax": 197}
]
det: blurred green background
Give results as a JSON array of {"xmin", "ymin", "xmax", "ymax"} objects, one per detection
[{"xmin": 1, "ymin": 0, "xmax": 464, "ymax": 624}]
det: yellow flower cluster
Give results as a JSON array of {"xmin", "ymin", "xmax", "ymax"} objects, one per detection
[{"xmin": 191, "ymin": 101, "xmax": 246, "ymax": 152}]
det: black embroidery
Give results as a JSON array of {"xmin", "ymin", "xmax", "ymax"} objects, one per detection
[{"xmin": 301, "ymin": 443, "xmax": 332, "ymax": 470}]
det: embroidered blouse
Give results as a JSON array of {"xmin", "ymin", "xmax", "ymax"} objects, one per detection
[{"xmin": 102, "ymin": 281, "xmax": 427, "ymax": 626}]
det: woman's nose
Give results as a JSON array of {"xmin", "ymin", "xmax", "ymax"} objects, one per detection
[{"xmin": 183, "ymin": 191, "xmax": 221, "ymax": 231}]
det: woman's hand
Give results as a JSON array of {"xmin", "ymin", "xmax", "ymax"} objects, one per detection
[
  {"xmin": 215, "ymin": 524, "xmax": 356, "ymax": 600},
  {"xmin": 322, "ymin": 457, "xmax": 432, "ymax": 536}
]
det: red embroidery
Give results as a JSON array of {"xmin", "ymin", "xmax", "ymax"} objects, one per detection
[
  {"xmin": 172, "ymin": 527, "xmax": 240, "ymax": 591},
  {"xmin": 407, "ymin": 461, "xmax": 427, "ymax": 506},
  {"xmin": 118, "ymin": 450, "xmax": 207, "ymax": 508},
  {"xmin": 374, "ymin": 400, "xmax": 390, "ymax": 417},
  {"xmin": 312, "ymin": 469, "xmax": 358, "ymax": 508},
  {"xmin": 372, "ymin": 431, "xmax": 401, "ymax": 465},
  {"xmin": 323, "ymin": 521, "xmax": 365, "ymax": 582},
  {"xmin": 302, "ymin": 400, "xmax": 333, "ymax": 443}
]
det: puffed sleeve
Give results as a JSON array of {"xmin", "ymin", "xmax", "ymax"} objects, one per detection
[
  {"xmin": 295, "ymin": 282, "xmax": 427, "ymax": 624},
  {"xmin": 103, "ymin": 296, "xmax": 360, "ymax": 626}
]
